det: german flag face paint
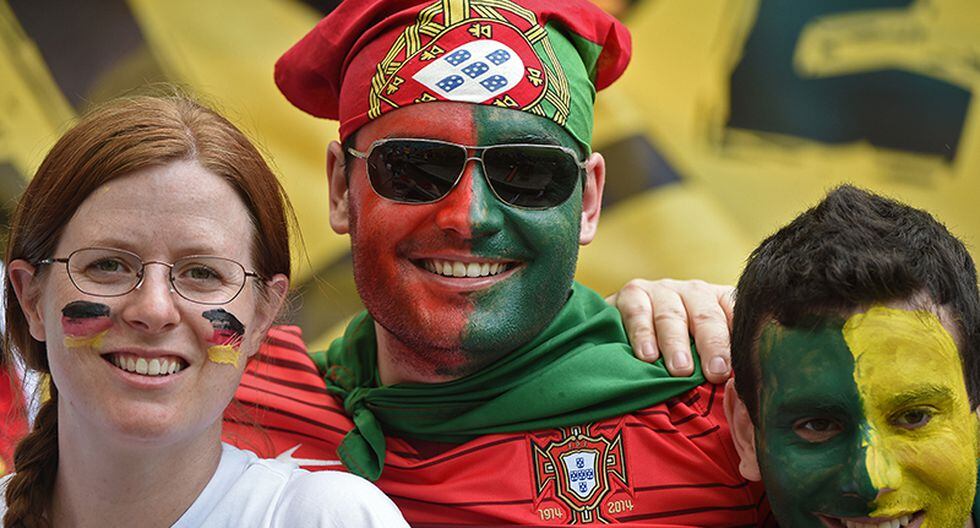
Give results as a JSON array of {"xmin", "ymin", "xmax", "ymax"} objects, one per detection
[
  {"xmin": 756, "ymin": 308, "xmax": 979, "ymax": 528},
  {"xmin": 61, "ymin": 301, "xmax": 112, "ymax": 350},
  {"xmin": 349, "ymin": 103, "xmax": 582, "ymax": 377},
  {"xmin": 202, "ymin": 309, "xmax": 245, "ymax": 367}
]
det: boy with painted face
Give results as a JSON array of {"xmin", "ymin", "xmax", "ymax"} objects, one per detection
[
  {"xmin": 222, "ymin": 0, "xmax": 773, "ymax": 525},
  {"xmin": 724, "ymin": 185, "xmax": 980, "ymax": 528}
]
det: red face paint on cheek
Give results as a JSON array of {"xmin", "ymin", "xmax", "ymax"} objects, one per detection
[{"xmin": 61, "ymin": 301, "xmax": 112, "ymax": 349}]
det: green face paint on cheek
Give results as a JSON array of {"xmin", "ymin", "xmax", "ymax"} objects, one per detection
[
  {"xmin": 463, "ymin": 105, "xmax": 581, "ymax": 354},
  {"xmin": 756, "ymin": 321, "xmax": 876, "ymax": 526},
  {"xmin": 843, "ymin": 307, "xmax": 978, "ymax": 527}
]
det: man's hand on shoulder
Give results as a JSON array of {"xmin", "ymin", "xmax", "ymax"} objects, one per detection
[{"xmin": 606, "ymin": 279, "xmax": 733, "ymax": 384}]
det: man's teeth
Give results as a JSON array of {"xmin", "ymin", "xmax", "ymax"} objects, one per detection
[
  {"xmin": 423, "ymin": 260, "xmax": 510, "ymax": 278},
  {"xmin": 842, "ymin": 515, "xmax": 912, "ymax": 528},
  {"xmin": 110, "ymin": 354, "xmax": 183, "ymax": 376}
]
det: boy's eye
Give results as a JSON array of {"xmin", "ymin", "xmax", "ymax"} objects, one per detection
[
  {"xmin": 891, "ymin": 409, "xmax": 933, "ymax": 430},
  {"xmin": 793, "ymin": 418, "xmax": 844, "ymax": 443}
]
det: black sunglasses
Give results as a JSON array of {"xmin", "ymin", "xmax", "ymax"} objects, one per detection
[{"xmin": 347, "ymin": 138, "xmax": 587, "ymax": 209}]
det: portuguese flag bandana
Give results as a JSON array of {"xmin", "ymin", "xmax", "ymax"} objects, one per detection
[
  {"xmin": 314, "ymin": 283, "xmax": 705, "ymax": 481},
  {"xmin": 275, "ymin": 0, "xmax": 631, "ymax": 151}
]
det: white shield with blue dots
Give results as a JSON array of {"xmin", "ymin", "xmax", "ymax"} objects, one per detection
[{"xmin": 413, "ymin": 39, "xmax": 525, "ymax": 103}]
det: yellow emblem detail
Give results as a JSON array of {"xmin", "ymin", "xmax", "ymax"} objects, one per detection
[
  {"xmin": 387, "ymin": 77, "xmax": 405, "ymax": 95},
  {"xmin": 493, "ymin": 94, "xmax": 519, "ymax": 107},
  {"xmin": 527, "ymin": 67, "xmax": 544, "ymax": 87},
  {"xmin": 468, "ymin": 23, "xmax": 492, "ymax": 38},
  {"xmin": 415, "ymin": 92, "xmax": 438, "ymax": 103},
  {"xmin": 421, "ymin": 45, "xmax": 446, "ymax": 61}
]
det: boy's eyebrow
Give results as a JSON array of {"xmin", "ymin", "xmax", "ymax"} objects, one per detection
[
  {"xmin": 766, "ymin": 398, "xmax": 854, "ymax": 417},
  {"xmin": 882, "ymin": 385, "xmax": 955, "ymax": 409}
]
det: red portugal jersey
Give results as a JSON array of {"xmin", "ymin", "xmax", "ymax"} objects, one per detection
[
  {"xmin": 0, "ymin": 364, "xmax": 28, "ymax": 475},
  {"xmin": 225, "ymin": 326, "xmax": 774, "ymax": 527}
]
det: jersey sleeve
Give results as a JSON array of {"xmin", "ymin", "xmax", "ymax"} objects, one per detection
[
  {"xmin": 0, "ymin": 365, "xmax": 28, "ymax": 475},
  {"xmin": 223, "ymin": 325, "xmax": 353, "ymax": 465}
]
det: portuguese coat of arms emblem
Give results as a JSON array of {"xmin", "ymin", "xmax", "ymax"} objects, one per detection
[
  {"xmin": 531, "ymin": 424, "xmax": 630, "ymax": 524},
  {"xmin": 369, "ymin": 0, "xmax": 571, "ymax": 127}
]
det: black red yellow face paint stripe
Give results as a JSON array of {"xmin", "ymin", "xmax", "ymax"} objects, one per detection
[
  {"xmin": 203, "ymin": 309, "xmax": 245, "ymax": 367},
  {"xmin": 61, "ymin": 301, "xmax": 112, "ymax": 349}
]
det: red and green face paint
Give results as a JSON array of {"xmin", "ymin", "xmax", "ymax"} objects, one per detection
[
  {"xmin": 349, "ymin": 103, "xmax": 582, "ymax": 377},
  {"xmin": 755, "ymin": 308, "xmax": 978, "ymax": 528},
  {"xmin": 61, "ymin": 301, "xmax": 112, "ymax": 349},
  {"xmin": 203, "ymin": 309, "xmax": 245, "ymax": 367}
]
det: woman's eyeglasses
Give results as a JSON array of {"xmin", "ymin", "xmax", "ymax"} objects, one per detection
[
  {"xmin": 347, "ymin": 138, "xmax": 586, "ymax": 210},
  {"xmin": 38, "ymin": 247, "xmax": 262, "ymax": 305}
]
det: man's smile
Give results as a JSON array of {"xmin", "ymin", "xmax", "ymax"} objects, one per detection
[{"xmin": 418, "ymin": 258, "xmax": 519, "ymax": 278}]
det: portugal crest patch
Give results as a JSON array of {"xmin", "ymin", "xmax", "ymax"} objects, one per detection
[
  {"xmin": 369, "ymin": 0, "xmax": 570, "ymax": 126},
  {"xmin": 531, "ymin": 424, "xmax": 631, "ymax": 524}
]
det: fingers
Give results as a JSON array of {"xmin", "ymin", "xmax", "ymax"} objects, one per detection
[
  {"xmin": 677, "ymin": 281, "xmax": 732, "ymax": 384},
  {"xmin": 612, "ymin": 281, "xmax": 660, "ymax": 362},
  {"xmin": 717, "ymin": 285, "xmax": 735, "ymax": 328},
  {"xmin": 610, "ymin": 278, "xmax": 735, "ymax": 383},
  {"xmin": 645, "ymin": 283, "xmax": 696, "ymax": 376}
]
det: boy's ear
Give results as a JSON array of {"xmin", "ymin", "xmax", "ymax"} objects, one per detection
[{"xmin": 724, "ymin": 378, "xmax": 762, "ymax": 481}]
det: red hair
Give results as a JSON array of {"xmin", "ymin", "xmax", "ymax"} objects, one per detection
[{"xmin": 2, "ymin": 96, "xmax": 293, "ymax": 527}]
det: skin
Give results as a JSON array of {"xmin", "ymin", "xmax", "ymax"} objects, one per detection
[
  {"xmin": 8, "ymin": 161, "xmax": 287, "ymax": 528},
  {"xmin": 61, "ymin": 300, "xmax": 113, "ymax": 349},
  {"xmin": 726, "ymin": 305, "xmax": 979, "ymax": 528},
  {"xmin": 607, "ymin": 279, "xmax": 735, "ymax": 382},
  {"xmin": 327, "ymin": 101, "xmax": 604, "ymax": 384},
  {"xmin": 203, "ymin": 308, "xmax": 246, "ymax": 367}
]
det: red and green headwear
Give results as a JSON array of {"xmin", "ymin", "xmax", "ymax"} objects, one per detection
[{"xmin": 275, "ymin": 0, "xmax": 631, "ymax": 150}]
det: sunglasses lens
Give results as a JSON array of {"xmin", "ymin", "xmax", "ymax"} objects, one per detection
[
  {"xmin": 367, "ymin": 140, "xmax": 465, "ymax": 203},
  {"xmin": 483, "ymin": 145, "xmax": 581, "ymax": 208}
]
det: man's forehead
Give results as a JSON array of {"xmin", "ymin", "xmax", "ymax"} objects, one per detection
[{"xmin": 356, "ymin": 101, "xmax": 578, "ymax": 148}]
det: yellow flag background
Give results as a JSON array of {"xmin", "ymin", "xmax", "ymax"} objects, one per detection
[{"xmin": 1, "ymin": 0, "xmax": 978, "ymax": 352}]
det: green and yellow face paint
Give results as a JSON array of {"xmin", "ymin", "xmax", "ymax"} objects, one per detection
[{"xmin": 756, "ymin": 306, "xmax": 979, "ymax": 528}]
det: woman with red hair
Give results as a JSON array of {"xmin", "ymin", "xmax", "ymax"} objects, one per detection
[{"xmin": 0, "ymin": 96, "xmax": 406, "ymax": 527}]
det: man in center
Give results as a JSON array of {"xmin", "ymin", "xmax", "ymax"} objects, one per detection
[{"xmin": 226, "ymin": 0, "xmax": 770, "ymax": 524}]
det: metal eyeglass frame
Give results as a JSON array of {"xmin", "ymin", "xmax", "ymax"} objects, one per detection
[
  {"xmin": 37, "ymin": 246, "xmax": 263, "ymax": 305},
  {"xmin": 346, "ymin": 138, "xmax": 588, "ymax": 210}
]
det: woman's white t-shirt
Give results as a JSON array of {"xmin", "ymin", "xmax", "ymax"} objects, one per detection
[{"xmin": 0, "ymin": 443, "xmax": 408, "ymax": 528}]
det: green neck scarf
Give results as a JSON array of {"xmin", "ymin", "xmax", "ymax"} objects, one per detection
[{"xmin": 314, "ymin": 282, "xmax": 704, "ymax": 481}]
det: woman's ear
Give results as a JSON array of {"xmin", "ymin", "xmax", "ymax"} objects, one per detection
[
  {"xmin": 8, "ymin": 259, "xmax": 47, "ymax": 342},
  {"xmin": 246, "ymin": 274, "xmax": 289, "ymax": 358}
]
